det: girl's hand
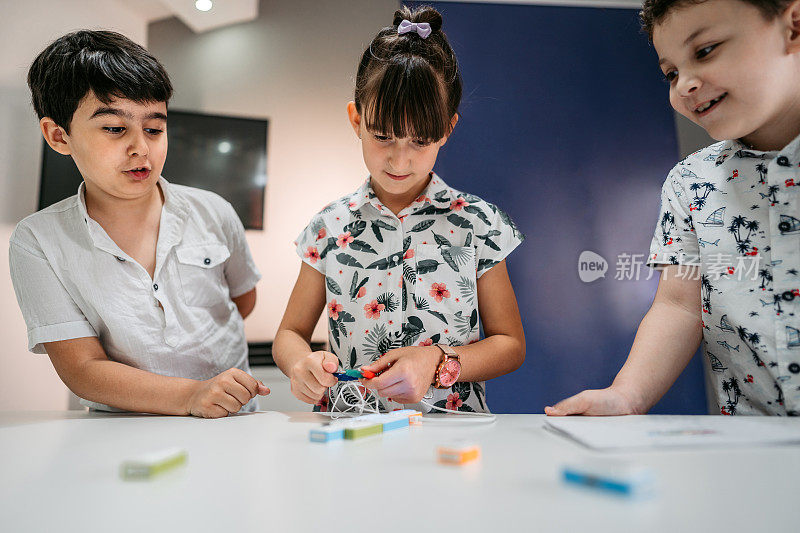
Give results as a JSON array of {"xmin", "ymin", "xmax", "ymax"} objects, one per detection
[
  {"xmin": 360, "ymin": 346, "xmax": 442, "ymax": 404},
  {"xmin": 289, "ymin": 351, "xmax": 339, "ymax": 404},
  {"xmin": 544, "ymin": 386, "xmax": 640, "ymax": 416},
  {"xmin": 186, "ymin": 368, "xmax": 270, "ymax": 418}
]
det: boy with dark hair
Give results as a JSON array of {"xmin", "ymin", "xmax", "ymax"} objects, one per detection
[
  {"xmin": 11, "ymin": 30, "xmax": 269, "ymax": 417},
  {"xmin": 547, "ymin": 0, "xmax": 800, "ymax": 416}
]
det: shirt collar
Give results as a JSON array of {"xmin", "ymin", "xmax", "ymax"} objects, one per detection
[
  {"xmin": 77, "ymin": 176, "xmax": 189, "ymax": 255},
  {"xmin": 779, "ymin": 131, "xmax": 800, "ymax": 163},
  {"xmin": 347, "ymin": 173, "xmax": 456, "ymax": 215},
  {"xmin": 154, "ymin": 177, "xmax": 190, "ymax": 252},
  {"xmin": 347, "ymin": 179, "xmax": 375, "ymax": 213},
  {"xmin": 729, "ymin": 131, "xmax": 800, "ymax": 164}
]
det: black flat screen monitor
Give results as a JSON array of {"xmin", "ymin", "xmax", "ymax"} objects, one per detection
[{"xmin": 38, "ymin": 109, "xmax": 268, "ymax": 230}]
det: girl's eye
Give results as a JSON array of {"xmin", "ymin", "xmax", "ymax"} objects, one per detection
[
  {"xmin": 696, "ymin": 43, "xmax": 718, "ymax": 59},
  {"xmin": 145, "ymin": 128, "xmax": 163, "ymax": 135},
  {"xmin": 413, "ymin": 139, "xmax": 432, "ymax": 147},
  {"xmin": 663, "ymin": 70, "xmax": 678, "ymax": 84},
  {"xmin": 373, "ymin": 134, "xmax": 390, "ymax": 142},
  {"xmin": 103, "ymin": 127, "xmax": 125, "ymax": 134}
]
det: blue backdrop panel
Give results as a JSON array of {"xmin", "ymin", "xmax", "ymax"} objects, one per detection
[{"xmin": 411, "ymin": 1, "xmax": 707, "ymax": 413}]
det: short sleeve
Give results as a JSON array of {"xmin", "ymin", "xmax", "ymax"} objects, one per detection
[
  {"xmin": 8, "ymin": 238, "xmax": 96, "ymax": 354},
  {"xmin": 647, "ymin": 166, "xmax": 701, "ymax": 268},
  {"xmin": 221, "ymin": 202, "xmax": 261, "ymax": 298},
  {"xmin": 294, "ymin": 215, "xmax": 327, "ymax": 274},
  {"xmin": 475, "ymin": 203, "xmax": 525, "ymax": 278}
]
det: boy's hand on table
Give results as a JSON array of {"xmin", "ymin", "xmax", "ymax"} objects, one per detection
[
  {"xmin": 289, "ymin": 351, "xmax": 339, "ymax": 404},
  {"xmin": 186, "ymin": 368, "xmax": 270, "ymax": 418},
  {"xmin": 360, "ymin": 346, "xmax": 441, "ymax": 404},
  {"xmin": 544, "ymin": 386, "xmax": 640, "ymax": 416}
]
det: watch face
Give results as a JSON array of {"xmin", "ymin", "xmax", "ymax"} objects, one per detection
[{"xmin": 439, "ymin": 359, "xmax": 461, "ymax": 387}]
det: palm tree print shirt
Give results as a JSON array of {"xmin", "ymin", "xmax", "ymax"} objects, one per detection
[
  {"xmin": 648, "ymin": 136, "xmax": 800, "ymax": 415},
  {"xmin": 295, "ymin": 174, "xmax": 524, "ymax": 414}
]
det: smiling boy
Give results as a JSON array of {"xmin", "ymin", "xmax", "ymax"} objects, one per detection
[
  {"xmin": 10, "ymin": 30, "xmax": 268, "ymax": 417},
  {"xmin": 547, "ymin": 0, "xmax": 800, "ymax": 416}
]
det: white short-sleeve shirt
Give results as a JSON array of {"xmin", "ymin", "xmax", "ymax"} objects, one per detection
[
  {"xmin": 294, "ymin": 174, "xmax": 524, "ymax": 414},
  {"xmin": 648, "ymin": 135, "xmax": 800, "ymax": 416},
  {"xmin": 9, "ymin": 177, "xmax": 261, "ymax": 411}
]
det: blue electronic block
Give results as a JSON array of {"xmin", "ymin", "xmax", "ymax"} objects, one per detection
[
  {"xmin": 309, "ymin": 426, "xmax": 344, "ymax": 443},
  {"xmin": 563, "ymin": 470, "xmax": 634, "ymax": 495},
  {"xmin": 562, "ymin": 461, "xmax": 654, "ymax": 498},
  {"xmin": 382, "ymin": 416, "xmax": 410, "ymax": 432}
]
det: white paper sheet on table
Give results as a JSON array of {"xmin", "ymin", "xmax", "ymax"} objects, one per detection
[{"xmin": 544, "ymin": 415, "xmax": 800, "ymax": 450}]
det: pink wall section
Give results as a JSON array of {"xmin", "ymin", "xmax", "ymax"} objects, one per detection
[{"xmin": 0, "ymin": 0, "xmax": 151, "ymax": 410}]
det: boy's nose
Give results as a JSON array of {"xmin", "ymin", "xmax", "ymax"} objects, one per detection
[{"xmin": 127, "ymin": 132, "xmax": 149, "ymax": 157}]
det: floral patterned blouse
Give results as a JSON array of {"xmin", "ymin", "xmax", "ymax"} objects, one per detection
[
  {"xmin": 295, "ymin": 174, "xmax": 524, "ymax": 413},
  {"xmin": 648, "ymin": 134, "xmax": 800, "ymax": 415}
]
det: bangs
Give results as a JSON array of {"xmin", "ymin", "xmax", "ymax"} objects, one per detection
[
  {"xmin": 360, "ymin": 55, "xmax": 452, "ymax": 142},
  {"xmin": 79, "ymin": 49, "xmax": 172, "ymax": 106},
  {"xmin": 641, "ymin": 0, "xmax": 790, "ymax": 39}
]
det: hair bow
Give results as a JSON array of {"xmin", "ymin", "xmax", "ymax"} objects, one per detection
[{"xmin": 397, "ymin": 19, "xmax": 432, "ymax": 39}]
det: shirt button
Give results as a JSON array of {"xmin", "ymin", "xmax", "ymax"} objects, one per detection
[
  {"xmin": 153, "ymin": 283, "xmax": 159, "ymax": 291},
  {"xmin": 777, "ymin": 156, "xmax": 790, "ymax": 166},
  {"xmin": 116, "ymin": 256, "xmax": 125, "ymax": 262},
  {"xmin": 789, "ymin": 363, "xmax": 800, "ymax": 374},
  {"xmin": 782, "ymin": 291, "xmax": 796, "ymax": 301},
  {"xmin": 204, "ymin": 258, "xmax": 211, "ymax": 265}
]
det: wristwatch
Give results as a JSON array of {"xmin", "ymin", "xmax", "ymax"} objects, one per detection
[{"xmin": 433, "ymin": 344, "xmax": 462, "ymax": 388}]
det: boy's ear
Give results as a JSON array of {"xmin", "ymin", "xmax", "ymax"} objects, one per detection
[
  {"xmin": 40, "ymin": 117, "xmax": 71, "ymax": 156},
  {"xmin": 439, "ymin": 114, "xmax": 460, "ymax": 147},
  {"xmin": 784, "ymin": 0, "xmax": 800, "ymax": 53},
  {"xmin": 346, "ymin": 101, "xmax": 362, "ymax": 138}
]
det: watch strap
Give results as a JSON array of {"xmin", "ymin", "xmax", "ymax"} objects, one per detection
[{"xmin": 436, "ymin": 344, "xmax": 459, "ymax": 359}]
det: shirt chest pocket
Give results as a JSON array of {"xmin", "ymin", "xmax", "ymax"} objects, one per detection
[
  {"xmin": 175, "ymin": 243, "xmax": 230, "ymax": 307},
  {"xmin": 414, "ymin": 244, "xmax": 477, "ymax": 317}
]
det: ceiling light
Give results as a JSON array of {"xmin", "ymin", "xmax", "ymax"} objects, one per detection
[{"xmin": 195, "ymin": 0, "xmax": 212, "ymax": 12}]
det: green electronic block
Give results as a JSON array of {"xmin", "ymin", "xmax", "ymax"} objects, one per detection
[
  {"xmin": 343, "ymin": 423, "xmax": 383, "ymax": 440},
  {"xmin": 120, "ymin": 448, "xmax": 188, "ymax": 480}
]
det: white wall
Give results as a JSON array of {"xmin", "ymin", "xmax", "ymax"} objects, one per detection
[
  {"xmin": 0, "ymin": 0, "xmax": 150, "ymax": 410},
  {"xmin": 148, "ymin": 0, "xmax": 400, "ymax": 345}
]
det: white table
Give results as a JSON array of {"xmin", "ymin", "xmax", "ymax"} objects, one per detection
[{"xmin": 0, "ymin": 411, "xmax": 798, "ymax": 532}]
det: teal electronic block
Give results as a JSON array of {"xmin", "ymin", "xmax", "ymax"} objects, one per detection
[
  {"xmin": 309, "ymin": 426, "xmax": 344, "ymax": 443},
  {"xmin": 382, "ymin": 416, "xmax": 410, "ymax": 432}
]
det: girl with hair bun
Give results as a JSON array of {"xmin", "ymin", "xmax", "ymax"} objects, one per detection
[{"xmin": 274, "ymin": 6, "xmax": 526, "ymax": 414}]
